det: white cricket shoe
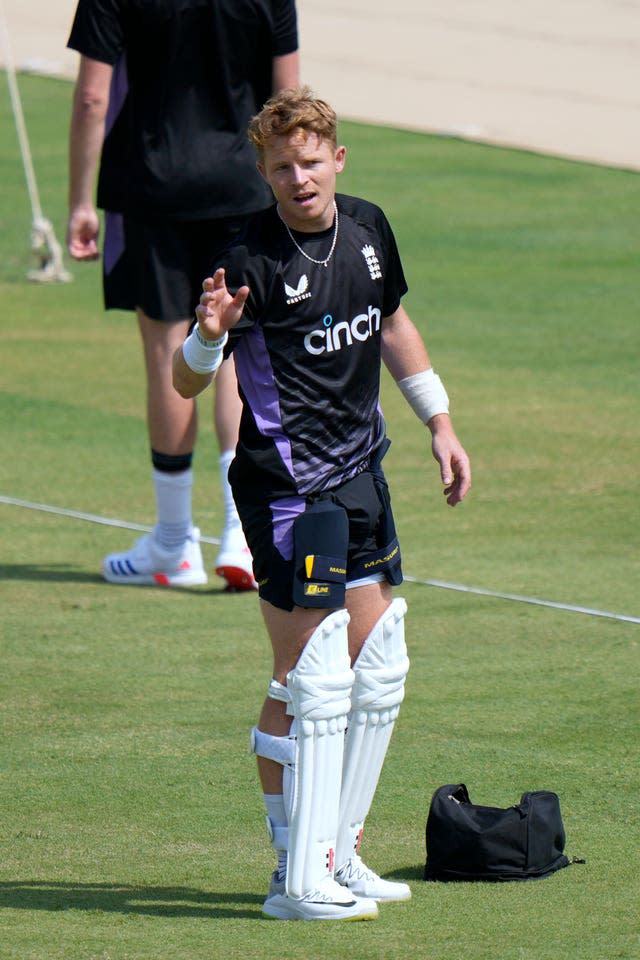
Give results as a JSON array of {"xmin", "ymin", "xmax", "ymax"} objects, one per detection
[
  {"xmin": 335, "ymin": 855, "xmax": 411, "ymax": 902},
  {"xmin": 215, "ymin": 522, "xmax": 257, "ymax": 591},
  {"xmin": 102, "ymin": 527, "xmax": 207, "ymax": 587},
  {"xmin": 262, "ymin": 876, "xmax": 378, "ymax": 922}
]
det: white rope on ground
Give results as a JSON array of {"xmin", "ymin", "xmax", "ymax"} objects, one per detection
[
  {"xmin": 402, "ymin": 574, "xmax": 640, "ymax": 625},
  {"xmin": 2, "ymin": 494, "xmax": 638, "ymax": 625},
  {"xmin": 0, "ymin": 0, "xmax": 72, "ymax": 283},
  {"xmin": 0, "ymin": 494, "xmax": 221, "ymax": 545}
]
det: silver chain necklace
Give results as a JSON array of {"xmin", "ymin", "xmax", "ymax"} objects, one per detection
[{"xmin": 277, "ymin": 202, "xmax": 339, "ymax": 268}]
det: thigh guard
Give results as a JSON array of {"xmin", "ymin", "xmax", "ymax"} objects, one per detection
[{"xmin": 292, "ymin": 500, "xmax": 349, "ymax": 608}]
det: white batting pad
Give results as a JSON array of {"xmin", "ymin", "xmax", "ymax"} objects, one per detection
[
  {"xmin": 285, "ymin": 609, "xmax": 354, "ymax": 899},
  {"xmin": 336, "ymin": 597, "xmax": 409, "ymax": 868}
]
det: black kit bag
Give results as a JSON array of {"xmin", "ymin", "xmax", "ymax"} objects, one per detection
[{"xmin": 424, "ymin": 783, "xmax": 572, "ymax": 882}]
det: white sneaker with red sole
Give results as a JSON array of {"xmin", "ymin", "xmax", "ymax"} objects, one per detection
[{"xmin": 215, "ymin": 523, "xmax": 257, "ymax": 591}]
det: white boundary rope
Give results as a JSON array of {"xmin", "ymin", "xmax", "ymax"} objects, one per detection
[
  {"xmin": 2, "ymin": 494, "xmax": 638, "ymax": 625},
  {"xmin": 0, "ymin": 494, "xmax": 221, "ymax": 546},
  {"xmin": 0, "ymin": 0, "xmax": 72, "ymax": 282},
  {"xmin": 402, "ymin": 574, "xmax": 640, "ymax": 624}
]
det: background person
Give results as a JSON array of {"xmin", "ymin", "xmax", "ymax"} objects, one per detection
[
  {"xmin": 173, "ymin": 87, "xmax": 471, "ymax": 920},
  {"xmin": 66, "ymin": 0, "xmax": 299, "ymax": 589}
]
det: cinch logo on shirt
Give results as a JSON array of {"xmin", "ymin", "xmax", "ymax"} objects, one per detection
[
  {"xmin": 303, "ymin": 306, "xmax": 381, "ymax": 356},
  {"xmin": 284, "ymin": 274, "xmax": 312, "ymax": 304}
]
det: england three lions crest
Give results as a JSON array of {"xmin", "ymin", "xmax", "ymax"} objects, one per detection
[{"xmin": 361, "ymin": 245, "xmax": 382, "ymax": 280}]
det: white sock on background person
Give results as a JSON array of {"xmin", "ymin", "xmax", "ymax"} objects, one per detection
[{"xmin": 153, "ymin": 467, "xmax": 194, "ymax": 549}]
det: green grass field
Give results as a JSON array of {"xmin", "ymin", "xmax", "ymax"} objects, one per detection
[{"xmin": 1, "ymin": 72, "xmax": 639, "ymax": 960}]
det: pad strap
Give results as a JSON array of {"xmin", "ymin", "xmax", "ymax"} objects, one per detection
[
  {"xmin": 267, "ymin": 678, "xmax": 293, "ymax": 713},
  {"xmin": 251, "ymin": 727, "xmax": 295, "ymax": 768}
]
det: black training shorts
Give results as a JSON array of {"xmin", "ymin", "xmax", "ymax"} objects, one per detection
[
  {"xmin": 102, "ymin": 212, "xmax": 247, "ymax": 321},
  {"xmin": 236, "ymin": 469, "xmax": 403, "ymax": 612}
]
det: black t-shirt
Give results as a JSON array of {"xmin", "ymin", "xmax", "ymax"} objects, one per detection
[
  {"xmin": 68, "ymin": 0, "xmax": 298, "ymax": 219},
  {"xmin": 222, "ymin": 194, "xmax": 408, "ymax": 502}
]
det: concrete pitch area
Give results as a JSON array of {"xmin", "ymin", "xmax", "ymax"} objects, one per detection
[{"xmin": 1, "ymin": 0, "xmax": 639, "ymax": 170}]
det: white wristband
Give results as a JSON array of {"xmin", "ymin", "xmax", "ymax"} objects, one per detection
[
  {"xmin": 397, "ymin": 368, "xmax": 449, "ymax": 424},
  {"xmin": 182, "ymin": 327, "xmax": 228, "ymax": 375}
]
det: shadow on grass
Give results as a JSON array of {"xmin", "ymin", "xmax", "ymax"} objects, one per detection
[
  {"xmin": 386, "ymin": 866, "xmax": 424, "ymax": 883},
  {"xmin": 0, "ymin": 563, "xmax": 248, "ymax": 596},
  {"xmin": 0, "ymin": 564, "xmax": 105, "ymax": 584},
  {"xmin": 0, "ymin": 870, "xmax": 425, "ymax": 918},
  {"xmin": 0, "ymin": 880, "xmax": 262, "ymax": 919}
]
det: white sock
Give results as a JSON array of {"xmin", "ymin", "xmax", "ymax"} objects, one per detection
[
  {"xmin": 264, "ymin": 793, "xmax": 288, "ymax": 881},
  {"xmin": 152, "ymin": 468, "xmax": 193, "ymax": 550},
  {"xmin": 219, "ymin": 450, "xmax": 241, "ymax": 531}
]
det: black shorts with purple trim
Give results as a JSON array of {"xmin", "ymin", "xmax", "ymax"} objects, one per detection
[
  {"xmin": 102, "ymin": 213, "xmax": 248, "ymax": 320},
  {"xmin": 236, "ymin": 467, "xmax": 403, "ymax": 612}
]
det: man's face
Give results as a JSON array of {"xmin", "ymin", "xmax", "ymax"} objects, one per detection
[{"xmin": 258, "ymin": 131, "xmax": 346, "ymax": 233}]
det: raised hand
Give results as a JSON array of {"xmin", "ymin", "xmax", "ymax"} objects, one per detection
[{"xmin": 195, "ymin": 269, "xmax": 250, "ymax": 340}]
